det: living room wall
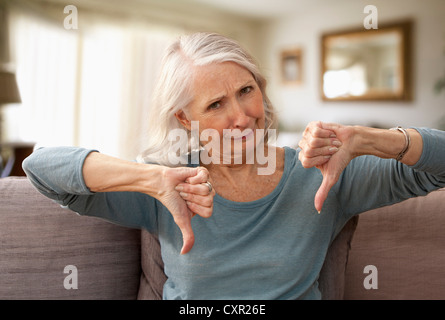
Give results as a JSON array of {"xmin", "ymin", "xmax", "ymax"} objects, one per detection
[
  {"xmin": 257, "ymin": 0, "xmax": 445, "ymax": 131},
  {"xmin": 4, "ymin": 0, "xmax": 445, "ymax": 156},
  {"xmin": 2, "ymin": 0, "xmax": 262, "ymax": 159}
]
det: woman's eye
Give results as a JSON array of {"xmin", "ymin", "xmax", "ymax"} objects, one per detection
[
  {"xmin": 240, "ymin": 86, "xmax": 253, "ymax": 95},
  {"xmin": 208, "ymin": 101, "xmax": 221, "ymax": 110}
]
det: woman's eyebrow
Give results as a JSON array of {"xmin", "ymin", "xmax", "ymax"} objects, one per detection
[
  {"xmin": 204, "ymin": 80, "xmax": 256, "ymax": 105},
  {"xmin": 239, "ymin": 79, "xmax": 255, "ymax": 88},
  {"xmin": 205, "ymin": 94, "xmax": 225, "ymax": 106}
]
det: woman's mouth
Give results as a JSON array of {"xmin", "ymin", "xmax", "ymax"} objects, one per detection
[
  {"xmin": 241, "ymin": 130, "xmax": 254, "ymax": 140},
  {"xmin": 226, "ymin": 129, "xmax": 254, "ymax": 141}
]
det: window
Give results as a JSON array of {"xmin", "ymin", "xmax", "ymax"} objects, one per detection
[{"xmin": 9, "ymin": 10, "xmax": 177, "ymax": 159}]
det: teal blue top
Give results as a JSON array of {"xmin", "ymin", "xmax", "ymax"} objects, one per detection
[{"xmin": 22, "ymin": 127, "xmax": 445, "ymax": 299}]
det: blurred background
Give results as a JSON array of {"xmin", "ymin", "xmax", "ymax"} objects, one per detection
[{"xmin": 0, "ymin": 0, "xmax": 444, "ymax": 176}]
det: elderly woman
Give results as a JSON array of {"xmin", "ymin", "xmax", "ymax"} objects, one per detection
[{"xmin": 23, "ymin": 32, "xmax": 445, "ymax": 300}]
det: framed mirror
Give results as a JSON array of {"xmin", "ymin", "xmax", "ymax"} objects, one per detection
[{"xmin": 321, "ymin": 20, "xmax": 413, "ymax": 101}]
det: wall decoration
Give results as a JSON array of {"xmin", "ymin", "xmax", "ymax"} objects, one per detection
[{"xmin": 281, "ymin": 48, "xmax": 302, "ymax": 85}]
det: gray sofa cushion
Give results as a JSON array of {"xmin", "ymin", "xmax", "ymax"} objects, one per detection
[
  {"xmin": 137, "ymin": 231, "xmax": 167, "ymax": 300},
  {"xmin": 344, "ymin": 188, "xmax": 445, "ymax": 299},
  {"xmin": 0, "ymin": 177, "xmax": 141, "ymax": 300}
]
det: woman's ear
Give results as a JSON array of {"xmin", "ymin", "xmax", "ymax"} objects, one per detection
[{"xmin": 175, "ymin": 110, "xmax": 191, "ymax": 130}]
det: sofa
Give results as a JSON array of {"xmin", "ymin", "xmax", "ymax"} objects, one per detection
[{"xmin": 1, "ymin": 176, "xmax": 444, "ymax": 300}]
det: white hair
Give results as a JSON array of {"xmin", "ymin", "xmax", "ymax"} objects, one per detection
[{"xmin": 137, "ymin": 32, "xmax": 277, "ymax": 166}]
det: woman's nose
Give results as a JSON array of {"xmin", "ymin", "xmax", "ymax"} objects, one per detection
[{"xmin": 230, "ymin": 101, "xmax": 250, "ymax": 128}]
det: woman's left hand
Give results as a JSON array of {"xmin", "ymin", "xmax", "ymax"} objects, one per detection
[
  {"xmin": 176, "ymin": 166, "xmax": 215, "ymax": 219},
  {"xmin": 298, "ymin": 121, "xmax": 357, "ymax": 213}
]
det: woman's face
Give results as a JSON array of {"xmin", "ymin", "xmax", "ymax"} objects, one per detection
[{"xmin": 175, "ymin": 62, "xmax": 266, "ymax": 161}]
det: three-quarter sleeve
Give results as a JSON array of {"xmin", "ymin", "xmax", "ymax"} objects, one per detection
[
  {"xmin": 333, "ymin": 127, "xmax": 445, "ymax": 223},
  {"xmin": 22, "ymin": 146, "xmax": 159, "ymax": 232}
]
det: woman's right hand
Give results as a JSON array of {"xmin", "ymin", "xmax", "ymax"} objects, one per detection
[
  {"xmin": 82, "ymin": 151, "xmax": 214, "ymax": 255},
  {"xmin": 156, "ymin": 166, "xmax": 215, "ymax": 254}
]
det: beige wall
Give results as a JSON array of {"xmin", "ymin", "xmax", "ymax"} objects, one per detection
[
  {"xmin": 257, "ymin": 0, "xmax": 445, "ymax": 131},
  {"xmin": 7, "ymin": 0, "xmax": 445, "ymax": 142},
  {"xmin": 13, "ymin": 0, "xmax": 261, "ymax": 54}
]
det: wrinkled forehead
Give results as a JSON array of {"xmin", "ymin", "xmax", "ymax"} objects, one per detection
[{"xmin": 189, "ymin": 62, "xmax": 256, "ymax": 101}]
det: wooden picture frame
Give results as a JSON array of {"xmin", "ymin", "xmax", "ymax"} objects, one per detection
[{"xmin": 281, "ymin": 48, "xmax": 302, "ymax": 85}]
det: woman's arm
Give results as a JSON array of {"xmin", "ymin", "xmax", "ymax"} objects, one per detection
[
  {"xmin": 84, "ymin": 151, "xmax": 215, "ymax": 254},
  {"xmin": 23, "ymin": 147, "xmax": 214, "ymax": 254},
  {"xmin": 348, "ymin": 126, "xmax": 423, "ymax": 166},
  {"xmin": 298, "ymin": 122, "xmax": 444, "ymax": 213},
  {"xmin": 82, "ymin": 151, "xmax": 169, "ymax": 195}
]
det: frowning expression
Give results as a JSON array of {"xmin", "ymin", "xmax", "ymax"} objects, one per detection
[{"xmin": 175, "ymin": 62, "xmax": 266, "ymax": 150}]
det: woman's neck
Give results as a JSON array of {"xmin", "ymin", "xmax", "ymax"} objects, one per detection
[
  {"xmin": 203, "ymin": 144, "xmax": 276, "ymax": 176},
  {"xmin": 205, "ymin": 161, "xmax": 259, "ymax": 183},
  {"xmin": 202, "ymin": 146, "xmax": 285, "ymax": 202}
]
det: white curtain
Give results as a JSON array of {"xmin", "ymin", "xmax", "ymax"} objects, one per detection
[
  {"xmin": 8, "ymin": 13, "xmax": 78, "ymax": 148},
  {"xmin": 8, "ymin": 9, "xmax": 178, "ymax": 160},
  {"xmin": 77, "ymin": 22, "xmax": 175, "ymax": 159}
]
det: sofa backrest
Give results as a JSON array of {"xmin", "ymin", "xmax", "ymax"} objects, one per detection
[{"xmin": 0, "ymin": 177, "xmax": 141, "ymax": 300}]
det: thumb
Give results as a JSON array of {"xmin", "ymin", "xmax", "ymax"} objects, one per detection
[
  {"xmin": 175, "ymin": 167, "xmax": 199, "ymax": 182},
  {"xmin": 174, "ymin": 213, "xmax": 195, "ymax": 254},
  {"xmin": 314, "ymin": 172, "xmax": 337, "ymax": 213},
  {"xmin": 320, "ymin": 121, "xmax": 339, "ymax": 132},
  {"xmin": 185, "ymin": 166, "xmax": 208, "ymax": 185}
]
